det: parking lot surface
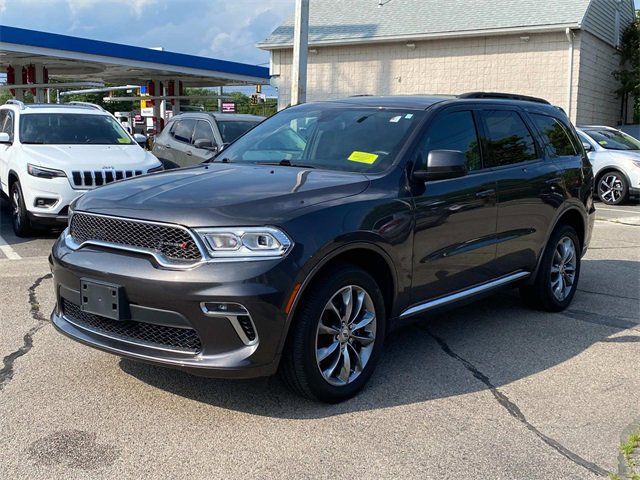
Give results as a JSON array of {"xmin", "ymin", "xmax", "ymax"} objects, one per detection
[{"xmin": 0, "ymin": 199, "xmax": 638, "ymax": 479}]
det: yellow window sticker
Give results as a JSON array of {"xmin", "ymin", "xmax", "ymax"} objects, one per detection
[
  {"xmin": 598, "ymin": 140, "xmax": 608, "ymax": 146},
  {"xmin": 117, "ymin": 137, "xmax": 129, "ymax": 143},
  {"xmin": 348, "ymin": 151, "xmax": 379, "ymax": 164}
]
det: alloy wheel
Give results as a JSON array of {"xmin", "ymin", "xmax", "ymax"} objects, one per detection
[
  {"xmin": 550, "ymin": 236, "xmax": 577, "ymax": 301},
  {"xmin": 599, "ymin": 174, "xmax": 624, "ymax": 204},
  {"xmin": 315, "ymin": 285, "xmax": 376, "ymax": 386}
]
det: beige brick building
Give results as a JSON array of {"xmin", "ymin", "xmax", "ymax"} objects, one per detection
[{"xmin": 259, "ymin": 0, "xmax": 636, "ymax": 126}]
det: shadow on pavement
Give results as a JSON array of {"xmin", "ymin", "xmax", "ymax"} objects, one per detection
[{"xmin": 120, "ymin": 258, "xmax": 640, "ymax": 419}]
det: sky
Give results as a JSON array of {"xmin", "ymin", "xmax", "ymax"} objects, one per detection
[{"xmin": 0, "ymin": 0, "xmax": 294, "ymax": 66}]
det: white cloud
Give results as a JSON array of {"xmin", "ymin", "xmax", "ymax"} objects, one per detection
[{"xmin": 65, "ymin": 0, "xmax": 158, "ymax": 18}]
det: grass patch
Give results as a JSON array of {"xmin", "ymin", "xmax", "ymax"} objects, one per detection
[{"xmin": 616, "ymin": 428, "xmax": 640, "ymax": 480}]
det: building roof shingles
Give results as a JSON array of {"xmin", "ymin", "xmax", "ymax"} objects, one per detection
[{"xmin": 259, "ymin": 0, "xmax": 594, "ymax": 48}]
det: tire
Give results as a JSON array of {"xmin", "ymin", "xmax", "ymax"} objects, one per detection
[
  {"xmin": 598, "ymin": 171, "xmax": 628, "ymax": 205},
  {"xmin": 520, "ymin": 224, "xmax": 581, "ymax": 312},
  {"xmin": 9, "ymin": 180, "xmax": 34, "ymax": 237},
  {"xmin": 280, "ymin": 265, "xmax": 386, "ymax": 403}
]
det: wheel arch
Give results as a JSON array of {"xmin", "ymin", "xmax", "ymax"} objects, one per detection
[
  {"xmin": 276, "ymin": 242, "xmax": 399, "ymax": 360},
  {"xmin": 527, "ymin": 205, "xmax": 587, "ymax": 285},
  {"xmin": 595, "ymin": 167, "xmax": 631, "ymax": 192}
]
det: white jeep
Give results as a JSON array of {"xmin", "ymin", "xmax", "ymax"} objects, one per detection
[{"xmin": 0, "ymin": 101, "xmax": 162, "ymax": 236}]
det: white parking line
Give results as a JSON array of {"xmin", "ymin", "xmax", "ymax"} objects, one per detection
[
  {"xmin": 0, "ymin": 234, "xmax": 21, "ymax": 260},
  {"xmin": 596, "ymin": 207, "xmax": 640, "ymax": 214}
]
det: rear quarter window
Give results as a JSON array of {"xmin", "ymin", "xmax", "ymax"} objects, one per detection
[{"xmin": 530, "ymin": 114, "xmax": 578, "ymax": 157}]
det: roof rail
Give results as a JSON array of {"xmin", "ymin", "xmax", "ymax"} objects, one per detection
[
  {"xmin": 459, "ymin": 92, "xmax": 551, "ymax": 105},
  {"xmin": 66, "ymin": 101, "xmax": 107, "ymax": 112},
  {"xmin": 5, "ymin": 99, "xmax": 26, "ymax": 109}
]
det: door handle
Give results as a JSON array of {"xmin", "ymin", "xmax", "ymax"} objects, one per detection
[
  {"xmin": 185, "ymin": 150, "xmax": 193, "ymax": 156},
  {"xmin": 475, "ymin": 189, "xmax": 496, "ymax": 199}
]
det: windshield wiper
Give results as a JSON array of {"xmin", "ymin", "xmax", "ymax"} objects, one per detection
[{"xmin": 257, "ymin": 160, "xmax": 315, "ymax": 169}]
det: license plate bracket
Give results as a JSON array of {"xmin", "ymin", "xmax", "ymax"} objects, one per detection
[{"xmin": 80, "ymin": 279, "xmax": 128, "ymax": 321}]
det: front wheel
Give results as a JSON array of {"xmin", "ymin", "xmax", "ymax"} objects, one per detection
[
  {"xmin": 10, "ymin": 181, "xmax": 33, "ymax": 237},
  {"xmin": 520, "ymin": 225, "xmax": 581, "ymax": 312},
  {"xmin": 598, "ymin": 172, "xmax": 628, "ymax": 205},
  {"xmin": 280, "ymin": 265, "xmax": 386, "ymax": 403}
]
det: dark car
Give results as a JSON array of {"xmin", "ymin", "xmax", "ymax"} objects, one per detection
[
  {"xmin": 50, "ymin": 93, "xmax": 595, "ymax": 403},
  {"xmin": 152, "ymin": 112, "xmax": 264, "ymax": 169}
]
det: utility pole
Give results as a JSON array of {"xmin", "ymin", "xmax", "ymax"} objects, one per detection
[{"xmin": 290, "ymin": 0, "xmax": 309, "ymax": 105}]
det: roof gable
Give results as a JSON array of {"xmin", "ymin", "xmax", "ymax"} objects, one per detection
[{"xmin": 259, "ymin": 0, "xmax": 601, "ymax": 49}]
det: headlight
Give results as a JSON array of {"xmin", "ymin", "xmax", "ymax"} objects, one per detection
[
  {"xmin": 27, "ymin": 164, "xmax": 67, "ymax": 179},
  {"xmin": 195, "ymin": 227, "xmax": 292, "ymax": 259}
]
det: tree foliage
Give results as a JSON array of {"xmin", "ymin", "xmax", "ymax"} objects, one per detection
[{"xmin": 613, "ymin": 11, "xmax": 640, "ymax": 123}]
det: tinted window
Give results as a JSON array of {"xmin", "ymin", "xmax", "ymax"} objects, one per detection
[
  {"xmin": 531, "ymin": 114, "xmax": 577, "ymax": 157},
  {"xmin": 583, "ymin": 128, "xmax": 640, "ymax": 151},
  {"xmin": 481, "ymin": 110, "xmax": 538, "ymax": 167},
  {"xmin": 418, "ymin": 110, "xmax": 481, "ymax": 171},
  {"xmin": 219, "ymin": 104, "xmax": 424, "ymax": 173},
  {"xmin": 193, "ymin": 120, "xmax": 215, "ymax": 144},
  {"xmin": 172, "ymin": 119, "xmax": 196, "ymax": 143},
  {"xmin": 19, "ymin": 113, "xmax": 132, "ymax": 145},
  {"xmin": 217, "ymin": 120, "xmax": 259, "ymax": 143}
]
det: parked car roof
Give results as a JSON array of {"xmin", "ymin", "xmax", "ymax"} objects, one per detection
[{"xmin": 173, "ymin": 112, "xmax": 265, "ymax": 122}]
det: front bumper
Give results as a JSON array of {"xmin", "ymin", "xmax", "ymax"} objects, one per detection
[{"xmin": 50, "ymin": 234, "xmax": 300, "ymax": 378}]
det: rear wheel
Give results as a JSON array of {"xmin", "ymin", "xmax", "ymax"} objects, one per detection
[
  {"xmin": 598, "ymin": 172, "xmax": 628, "ymax": 205},
  {"xmin": 520, "ymin": 225, "xmax": 581, "ymax": 312},
  {"xmin": 280, "ymin": 265, "xmax": 386, "ymax": 403},
  {"xmin": 10, "ymin": 180, "xmax": 34, "ymax": 237}
]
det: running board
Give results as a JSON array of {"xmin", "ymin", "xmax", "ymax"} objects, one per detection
[{"xmin": 399, "ymin": 271, "xmax": 530, "ymax": 319}]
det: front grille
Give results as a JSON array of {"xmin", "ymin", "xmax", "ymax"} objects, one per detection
[
  {"xmin": 62, "ymin": 299, "xmax": 202, "ymax": 353},
  {"xmin": 69, "ymin": 213, "xmax": 202, "ymax": 263},
  {"xmin": 71, "ymin": 170, "xmax": 143, "ymax": 188}
]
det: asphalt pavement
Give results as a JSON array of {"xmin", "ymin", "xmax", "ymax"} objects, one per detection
[{"xmin": 0, "ymin": 199, "xmax": 638, "ymax": 479}]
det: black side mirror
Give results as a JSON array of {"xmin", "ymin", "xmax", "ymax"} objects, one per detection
[
  {"xmin": 194, "ymin": 138, "xmax": 218, "ymax": 152},
  {"xmin": 582, "ymin": 141, "xmax": 593, "ymax": 152},
  {"xmin": 413, "ymin": 150, "xmax": 468, "ymax": 182}
]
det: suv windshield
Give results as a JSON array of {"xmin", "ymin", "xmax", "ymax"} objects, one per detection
[
  {"xmin": 217, "ymin": 120, "xmax": 260, "ymax": 143},
  {"xmin": 20, "ymin": 113, "xmax": 133, "ymax": 145},
  {"xmin": 584, "ymin": 128, "xmax": 640, "ymax": 151},
  {"xmin": 217, "ymin": 104, "xmax": 424, "ymax": 173}
]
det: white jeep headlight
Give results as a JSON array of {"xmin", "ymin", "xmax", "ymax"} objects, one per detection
[{"xmin": 195, "ymin": 227, "xmax": 292, "ymax": 260}]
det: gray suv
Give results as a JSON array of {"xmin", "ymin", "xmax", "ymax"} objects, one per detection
[{"xmin": 152, "ymin": 112, "xmax": 264, "ymax": 168}]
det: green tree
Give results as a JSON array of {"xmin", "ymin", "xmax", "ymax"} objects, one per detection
[{"xmin": 613, "ymin": 11, "xmax": 640, "ymax": 124}]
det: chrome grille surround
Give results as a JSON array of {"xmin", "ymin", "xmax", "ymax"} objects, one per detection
[{"xmin": 67, "ymin": 212, "xmax": 206, "ymax": 269}]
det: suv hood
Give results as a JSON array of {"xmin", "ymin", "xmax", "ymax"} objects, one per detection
[
  {"xmin": 22, "ymin": 144, "xmax": 154, "ymax": 171},
  {"xmin": 74, "ymin": 163, "xmax": 370, "ymax": 226}
]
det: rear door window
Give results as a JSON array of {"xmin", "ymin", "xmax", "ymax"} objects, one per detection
[
  {"xmin": 480, "ymin": 110, "xmax": 538, "ymax": 167},
  {"xmin": 417, "ymin": 110, "xmax": 482, "ymax": 171},
  {"xmin": 172, "ymin": 119, "xmax": 196, "ymax": 143},
  {"xmin": 530, "ymin": 114, "xmax": 578, "ymax": 157}
]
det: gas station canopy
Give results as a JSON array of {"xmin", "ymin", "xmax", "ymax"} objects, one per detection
[{"xmin": 0, "ymin": 25, "xmax": 270, "ymax": 87}]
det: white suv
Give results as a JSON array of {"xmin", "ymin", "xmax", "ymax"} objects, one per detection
[
  {"xmin": 0, "ymin": 101, "xmax": 162, "ymax": 236},
  {"xmin": 576, "ymin": 126, "xmax": 640, "ymax": 205}
]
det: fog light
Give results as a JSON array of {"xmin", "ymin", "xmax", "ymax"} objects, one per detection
[
  {"xmin": 200, "ymin": 302, "xmax": 258, "ymax": 345},
  {"xmin": 34, "ymin": 197, "xmax": 58, "ymax": 208}
]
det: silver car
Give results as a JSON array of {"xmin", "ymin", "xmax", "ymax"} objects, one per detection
[
  {"xmin": 576, "ymin": 126, "xmax": 640, "ymax": 205},
  {"xmin": 152, "ymin": 112, "xmax": 264, "ymax": 169}
]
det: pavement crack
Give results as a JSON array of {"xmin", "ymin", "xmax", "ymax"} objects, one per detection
[
  {"xmin": 0, "ymin": 273, "xmax": 52, "ymax": 392},
  {"xmin": 421, "ymin": 326, "xmax": 610, "ymax": 478},
  {"xmin": 577, "ymin": 288, "xmax": 640, "ymax": 301}
]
